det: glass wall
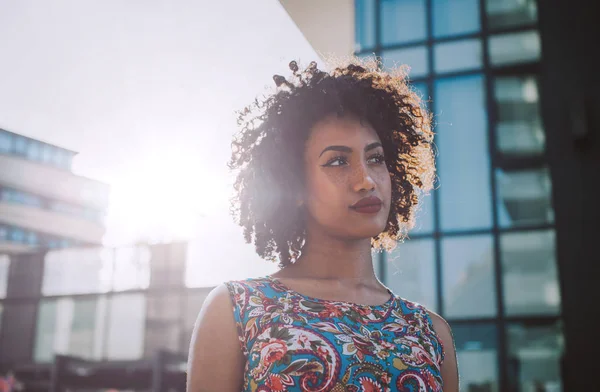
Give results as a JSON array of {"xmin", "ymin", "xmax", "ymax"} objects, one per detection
[
  {"xmin": 357, "ymin": 0, "xmax": 563, "ymax": 389},
  {"xmin": 0, "ymin": 128, "xmax": 76, "ymax": 170}
]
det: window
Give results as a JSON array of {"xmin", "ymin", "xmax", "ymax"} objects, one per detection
[
  {"xmin": 145, "ymin": 294, "xmax": 183, "ymax": 354},
  {"xmin": 14, "ymin": 135, "xmax": 27, "ymax": 154},
  {"xmin": 434, "ymin": 39, "xmax": 482, "ymax": 73},
  {"xmin": 453, "ymin": 324, "xmax": 499, "ymax": 391},
  {"xmin": 381, "ymin": 0, "xmax": 427, "ymax": 45},
  {"xmin": 435, "ymin": 75, "xmax": 493, "ymax": 231},
  {"xmin": 383, "ymin": 46, "xmax": 429, "ymax": 78},
  {"xmin": 494, "ymin": 75, "xmax": 544, "ymax": 156},
  {"xmin": 42, "ymin": 248, "xmax": 114, "ymax": 295},
  {"xmin": 105, "ymin": 294, "xmax": 145, "ymax": 360},
  {"xmin": 0, "ymin": 131, "xmax": 11, "ymax": 153},
  {"xmin": 496, "ymin": 168, "xmax": 554, "ymax": 227},
  {"xmin": 501, "ymin": 230, "xmax": 560, "ymax": 316},
  {"xmin": 355, "ymin": 0, "xmax": 376, "ymax": 51},
  {"xmin": 432, "ymin": 0, "xmax": 480, "ymax": 37},
  {"xmin": 489, "ymin": 31, "xmax": 541, "ymax": 66},
  {"xmin": 486, "ymin": 0, "xmax": 537, "ymax": 29},
  {"xmin": 26, "ymin": 140, "xmax": 41, "ymax": 161},
  {"xmin": 507, "ymin": 322, "xmax": 564, "ymax": 391},
  {"xmin": 442, "ymin": 235, "xmax": 497, "ymax": 318},
  {"xmin": 34, "ymin": 297, "xmax": 106, "ymax": 362},
  {"xmin": 385, "ymin": 239, "xmax": 437, "ymax": 311}
]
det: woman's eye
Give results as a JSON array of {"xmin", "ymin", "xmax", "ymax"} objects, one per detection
[
  {"xmin": 323, "ymin": 156, "xmax": 348, "ymax": 167},
  {"xmin": 367, "ymin": 154, "xmax": 385, "ymax": 164}
]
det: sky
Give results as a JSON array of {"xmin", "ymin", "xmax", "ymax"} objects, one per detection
[{"xmin": 0, "ymin": 0, "xmax": 320, "ymax": 284}]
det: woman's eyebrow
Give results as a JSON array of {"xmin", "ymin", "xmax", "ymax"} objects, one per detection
[
  {"xmin": 365, "ymin": 142, "xmax": 383, "ymax": 152},
  {"xmin": 319, "ymin": 145, "xmax": 352, "ymax": 157}
]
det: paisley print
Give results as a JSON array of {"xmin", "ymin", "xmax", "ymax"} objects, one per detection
[{"xmin": 225, "ymin": 276, "xmax": 445, "ymax": 392}]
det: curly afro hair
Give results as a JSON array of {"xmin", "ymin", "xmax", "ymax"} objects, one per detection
[{"xmin": 229, "ymin": 58, "xmax": 436, "ymax": 268}]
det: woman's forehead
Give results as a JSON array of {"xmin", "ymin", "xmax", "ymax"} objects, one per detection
[{"xmin": 307, "ymin": 115, "xmax": 380, "ymax": 147}]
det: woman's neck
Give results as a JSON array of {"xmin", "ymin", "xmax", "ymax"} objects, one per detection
[{"xmin": 279, "ymin": 225, "xmax": 378, "ymax": 283}]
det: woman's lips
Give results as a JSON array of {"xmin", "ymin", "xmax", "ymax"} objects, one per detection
[{"xmin": 350, "ymin": 196, "xmax": 383, "ymax": 214}]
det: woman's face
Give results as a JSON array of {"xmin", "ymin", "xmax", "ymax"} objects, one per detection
[{"xmin": 302, "ymin": 115, "xmax": 392, "ymax": 241}]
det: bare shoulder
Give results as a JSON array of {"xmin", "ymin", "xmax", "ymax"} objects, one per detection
[
  {"xmin": 187, "ymin": 283, "xmax": 244, "ymax": 392},
  {"xmin": 426, "ymin": 309, "xmax": 460, "ymax": 392}
]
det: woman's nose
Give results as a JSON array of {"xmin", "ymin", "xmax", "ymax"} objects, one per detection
[{"xmin": 352, "ymin": 163, "xmax": 376, "ymax": 193}]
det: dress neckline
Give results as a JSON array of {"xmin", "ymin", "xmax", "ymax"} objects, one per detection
[{"xmin": 263, "ymin": 275, "xmax": 396, "ymax": 309}]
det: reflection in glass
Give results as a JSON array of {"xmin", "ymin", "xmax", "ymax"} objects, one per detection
[
  {"xmin": 432, "ymin": 0, "xmax": 480, "ymax": 37},
  {"xmin": 385, "ymin": 239, "xmax": 437, "ymax": 311},
  {"xmin": 486, "ymin": 0, "xmax": 537, "ymax": 29},
  {"xmin": 452, "ymin": 324, "xmax": 499, "ymax": 391},
  {"xmin": 383, "ymin": 46, "xmax": 428, "ymax": 78},
  {"xmin": 501, "ymin": 230, "xmax": 560, "ymax": 316},
  {"xmin": 0, "ymin": 255, "xmax": 9, "ymax": 299},
  {"xmin": 355, "ymin": 0, "xmax": 376, "ymax": 51},
  {"xmin": 442, "ymin": 235, "xmax": 496, "ymax": 318},
  {"xmin": 435, "ymin": 75, "xmax": 493, "ymax": 230},
  {"xmin": 496, "ymin": 168, "xmax": 554, "ymax": 227},
  {"xmin": 489, "ymin": 31, "xmax": 541, "ymax": 66},
  {"xmin": 381, "ymin": 0, "xmax": 427, "ymax": 45},
  {"xmin": 434, "ymin": 39, "xmax": 482, "ymax": 73},
  {"xmin": 507, "ymin": 323, "xmax": 564, "ymax": 391},
  {"xmin": 105, "ymin": 293, "xmax": 145, "ymax": 360},
  {"xmin": 494, "ymin": 76, "xmax": 545, "ymax": 156}
]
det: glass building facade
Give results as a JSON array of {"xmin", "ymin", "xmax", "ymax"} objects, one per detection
[{"xmin": 356, "ymin": 1, "xmax": 563, "ymax": 390}]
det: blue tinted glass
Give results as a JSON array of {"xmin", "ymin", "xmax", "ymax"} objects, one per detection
[
  {"xmin": 0, "ymin": 131, "xmax": 11, "ymax": 152},
  {"xmin": 434, "ymin": 39, "xmax": 482, "ymax": 73},
  {"xmin": 382, "ymin": 45, "xmax": 428, "ymax": 78},
  {"xmin": 27, "ymin": 141, "xmax": 40, "ymax": 160},
  {"xmin": 442, "ymin": 235, "xmax": 497, "ymax": 317},
  {"xmin": 451, "ymin": 324, "xmax": 499, "ymax": 389},
  {"xmin": 14, "ymin": 136, "xmax": 27, "ymax": 154},
  {"xmin": 355, "ymin": 0, "xmax": 376, "ymax": 51},
  {"xmin": 432, "ymin": 0, "xmax": 480, "ymax": 37},
  {"xmin": 386, "ymin": 239, "xmax": 437, "ymax": 311},
  {"xmin": 435, "ymin": 75, "xmax": 492, "ymax": 230},
  {"xmin": 412, "ymin": 189, "xmax": 434, "ymax": 233},
  {"xmin": 489, "ymin": 31, "xmax": 541, "ymax": 66},
  {"xmin": 381, "ymin": 0, "xmax": 427, "ymax": 45}
]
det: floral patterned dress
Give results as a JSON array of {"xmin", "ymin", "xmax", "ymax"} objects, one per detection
[{"xmin": 225, "ymin": 276, "xmax": 445, "ymax": 392}]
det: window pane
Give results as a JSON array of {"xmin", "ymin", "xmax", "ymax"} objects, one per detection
[
  {"xmin": 42, "ymin": 247, "xmax": 113, "ymax": 295},
  {"xmin": 381, "ymin": 0, "xmax": 427, "ymax": 45},
  {"xmin": 34, "ymin": 297, "xmax": 106, "ymax": 362},
  {"xmin": 14, "ymin": 136, "xmax": 27, "ymax": 154},
  {"xmin": 355, "ymin": 0, "xmax": 376, "ymax": 51},
  {"xmin": 434, "ymin": 39, "xmax": 482, "ymax": 73},
  {"xmin": 26, "ymin": 141, "xmax": 41, "ymax": 161},
  {"xmin": 0, "ymin": 255, "xmax": 9, "ymax": 299},
  {"xmin": 486, "ymin": 0, "xmax": 537, "ymax": 29},
  {"xmin": 507, "ymin": 322, "xmax": 564, "ymax": 391},
  {"xmin": 383, "ymin": 45, "xmax": 428, "ymax": 78},
  {"xmin": 106, "ymin": 294, "xmax": 145, "ymax": 360},
  {"xmin": 145, "ymin": 294, "xmax": 182, "ymax": 355},
  {"xmin": 496, "ymin": 168, "xmax": 554, "ymax": 227},
  {"xmin": 494, "ymin": 76, "xmax": 544, "ymax": 156},
  {"xmin": 442, "ymin": 235, "xmax": 496, "ymax": 318},
  {"xmin": 432, "ymin": 0, "xmax": 480, "ymax": 37},
  {"xmin": 112, "ymin": 245, "xmax": 151, "ymax": 291},
  {"xmin": 453, "ymin": 324, "xmax": 499, "ymax": 391},
  {"xmin": 489, "ymin": 31, "xmax": 541, "ymax": 66},
  {"xmin": 435, "ymin": 75, "xmax": 493, "ymax": 230},
  {"xmin": 502, "ymin": 230, "xmax": 560, "ymax": 316},
  {"xmin": 0, "ymin": 131, "xmax": 11, "ymax": 153},
  {"xmin": 385, "ymin": 239, "xmax": 437, "ymax": 311}
]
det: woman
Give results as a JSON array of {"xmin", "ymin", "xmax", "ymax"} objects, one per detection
[{"xmin": 188, "ymin": 59, "xmax": 459, "ymax": 391}]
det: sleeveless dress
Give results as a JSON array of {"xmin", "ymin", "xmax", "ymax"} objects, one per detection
[{"xmin": 225, "ymin": 276, "xmax": 445, "ymax": 392}]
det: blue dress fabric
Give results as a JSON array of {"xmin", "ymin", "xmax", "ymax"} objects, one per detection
[{"xmin": 225, "ymin": 276, "xmax": 445, "ymax": 392}]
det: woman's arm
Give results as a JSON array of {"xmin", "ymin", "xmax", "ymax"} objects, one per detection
[
  {"xmin": 187, "ymin": 284, "xmax": 245, "ymax": 392},
  {"xmin": 428, "ymin": 311, "xmax": 459, "ymax": 392}
]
